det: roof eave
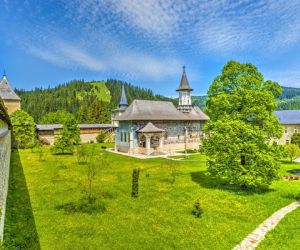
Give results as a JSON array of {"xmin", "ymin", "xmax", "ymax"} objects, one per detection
[{"xmin": 176, "ymin": 88, "xmax": 193, "ymax": 91}]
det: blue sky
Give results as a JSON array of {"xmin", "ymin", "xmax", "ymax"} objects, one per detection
[{"xmin": 1, "ymin": 0, "xmax": 300, "ymax": 96}]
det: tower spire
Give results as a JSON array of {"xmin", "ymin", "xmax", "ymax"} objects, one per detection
[
  {"xmin": 177, "ymin": 65, "xmax": 193, "ymax": 92},
  {"xmin": 177, "ymin": 66, "xmax": 193, "ymax": 113},
  {"xmin": 119, "ymin": 84, "xmax": 128, "ymax": 108}
]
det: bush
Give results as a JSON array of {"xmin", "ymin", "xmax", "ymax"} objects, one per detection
[
  {"xmin": 55, "ymin": 197, "xmax": 106, "ymax": 214},
  {"xmin": 291, "ymin": 133, "xmax": 300, "ymax": 147},
  {"xmin": 96, "ymin": 130, "xmax": 107, "ymax": 143},
  {"xmin": 192, "ymin": 199, "xmax": 203, "ymax": 218},
  {"xmin": 76, "ymin": 145, "xmax": 89, "ymax": 163},
  {"xmin": 131, "ymin": 168, "xmax": 140, "ymax": 198},
  {"xmin": 52, "ymin": 114, "xmax": 80, "ymax": 154},
  {"xmin": 285, "ymin": 144, "xmax": 300, "ymax": 162}
]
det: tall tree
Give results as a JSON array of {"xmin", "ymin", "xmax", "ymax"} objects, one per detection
[
  {"xmin": 10, "ymin": 110, "xmax": 35, "ymax": 149},
  {"xmin": 204, "ymin": 61, "xmax": 283, "ymax": 189}
]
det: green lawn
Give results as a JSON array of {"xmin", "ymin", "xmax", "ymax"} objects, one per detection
[
  {"xmin": 4, "ymin": 144, "xmax": 300, "ymax": 249},
  {"xmin": 257, "ymin": 207, "xmax": 300, "ymax": 250}
]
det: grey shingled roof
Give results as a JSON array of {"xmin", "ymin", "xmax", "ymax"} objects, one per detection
[
  {"xmin": 115, "ymin": 100, "xmax": 209, "ymax": 121},
  {"xmin": 36, "ymin": 124, "xmax": 116, "ymax": 131},
  {"xmin": 274, "ymin": 110, "xmax": 300, "ymax": 125},
  {"xmin": 138, "ymin": 122, "xmax": 165, "ymax": 133},
  {"xmin": 177, "ymin": 66, "xmax": 193, "ymax": 91},
  {"xmin": 0, "ymin": 75, "xmax": 21, "ymax": 101}
]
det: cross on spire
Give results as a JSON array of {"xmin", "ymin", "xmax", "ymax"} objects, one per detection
[
  {"xmin": 2, "ymin": 70, "xmax": 7, "ymax": 81},
  {"xmin": 183, "ymin": 65, "xmax": 186, "ymax": 73}
]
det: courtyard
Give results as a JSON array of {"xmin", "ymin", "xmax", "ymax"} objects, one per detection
[{"xmin": 4, "ymin": 143, "xmax": 300, "ymax": 249}]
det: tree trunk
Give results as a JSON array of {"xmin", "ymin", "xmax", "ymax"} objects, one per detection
[{"xmin": 241, "ymin": 155, "xmax": 246, "ymax": 166}]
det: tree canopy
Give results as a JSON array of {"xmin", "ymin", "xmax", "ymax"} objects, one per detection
[
  {"xmin": 52, "ymin": 114, "xmax": 80, "ymax": 154},
  {"xmin": 204, "ymin": 61, "xmax": 283, "ymax": 189},
  {"xmin": 16, "ymin": 79, "xmax": 176, "ymax": 123},
  {"xmin": 10, "ymin": 110, "xmax": 35, "ymax": 149},
  {"xmin": 39, "ymin": 110, "xmax": 75, "ymax": 124}
]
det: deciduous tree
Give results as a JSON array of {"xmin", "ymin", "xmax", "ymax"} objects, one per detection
[
  {"xmin": 285, "ymin": 144, "xmax": 300, "ymax": 162},
  {"xmin": 10, "ymin": 110, "xmax": 35, "ymax": 149},
  {"xmin": 204, "ymin": 61, "xmax": 283, "ymax": 189},
  {"xmin": 52, "ymin": 114, "xmax": 80, "ymax": 154},
  {"xmin": 291, "ymin": 133, "xmax": 300, "ymax": 147}
]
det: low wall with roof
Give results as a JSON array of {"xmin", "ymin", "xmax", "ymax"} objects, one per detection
[{"xmin": 0, "ymin": 119, "xmax": 11, "ymax": 241}]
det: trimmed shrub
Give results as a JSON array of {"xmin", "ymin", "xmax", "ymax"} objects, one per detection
[
  {"xmin": 192, "ymin": 199, "xmax": 203, "ymax": 218},
  {"xmin": 131, "ymin": 168, "xmax": 140, "ymax": 198},
  {"xmin": 96, "ymin": 130, "xmax": 106, "ymax": 143}
]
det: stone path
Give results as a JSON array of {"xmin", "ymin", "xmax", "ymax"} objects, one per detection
[
  {"xmin": 233, "ymin": 200, "xmax": 300, "ymax": 250},
  {"xmin": 294, "ymin": 156, "xmax": 300, "ymax": 163}
]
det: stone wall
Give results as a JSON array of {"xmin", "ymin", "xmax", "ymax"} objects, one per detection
[
  {"xmin": 38, "ymin": 129, "xmax": 115, "ymax": 145},
  {"xmin": 0, "ymin": 119, "xmax": 11, "ymax": 240}
]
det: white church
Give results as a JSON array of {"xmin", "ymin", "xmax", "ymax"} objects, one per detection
[{"xmin": 112, "ymin": 66, "xmax": 209, "ymax": 155}]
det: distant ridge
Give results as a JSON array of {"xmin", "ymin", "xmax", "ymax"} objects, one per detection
[
  {"xmin": 15, "ymin": 79, "xmax": 176, "ymax": 123},
  {"xmin": 15, "ymin": 81, "xmax": 300, "ymax": 123}
]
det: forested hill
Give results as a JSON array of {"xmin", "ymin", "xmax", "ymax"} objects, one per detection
[
  {"xmin": 191, "ymin": 86, "xmax": 300, "ymax": 110},
  {"xmin": 16, "ymin": 79, "xmax": 176, "ymax": 123},
  {"xmin": 16, "ymin": 81, "xmax": 300, "ymax": 123}
]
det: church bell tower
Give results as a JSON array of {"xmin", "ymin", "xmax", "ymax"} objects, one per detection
[
  {"xmin": 111, "ymin": 84, "xmax": 128, "ymax": 126},
  {"xmin": 177, "ymin": 66, "xmax": 193, "ymax": 113}
]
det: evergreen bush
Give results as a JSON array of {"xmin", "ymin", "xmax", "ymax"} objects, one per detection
[
  {"xmin": 192, "ymin": 199, "xmax": 203, "ymax": 218},
  {"xmin": 96, "ymin": 130, "xmax": 107, "ymax": 143},
  {"xmin": 131, "ymin": 168, "xmax": 140, "ymax": 198}
]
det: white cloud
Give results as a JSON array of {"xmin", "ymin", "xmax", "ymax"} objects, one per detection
[
  {"xmin": 112, "ymin": 0, "xmax": 176, "ymax": 37},
  {"xmin": 6, "ymin": 0, "xmax": 300, "ymax": 81},
  {"xmin": 65, "ymin": 0, "xmax": 300, "ymax": 53},
  {"xmin": 56, "ymin": 42, "xmax": 105, "ymax": 71},
  {"xmin": 27, "ymin": 39, "xmax": 183, "ymax": 80},
  {"xmin": 28, "ymin": 42, "xmax": 105, "ymax": 71}
]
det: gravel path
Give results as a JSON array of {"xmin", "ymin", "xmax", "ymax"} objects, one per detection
[
  {"xmin": 233, "ymin": 200, "xmax": 300, "ymax": 250},
  {"xmin": 294, "ymin": 157, "xmax": 300, "ymax": 163}
]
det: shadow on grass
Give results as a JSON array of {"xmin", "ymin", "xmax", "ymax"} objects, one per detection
[
  {"xmin": 4, "ymin": 150, "xmax": 40, "ymax": 249},
  {"xmin": 190, "ymin": 171, "xmax": 274, "ymax": 195},
  {"xmin": 55, "ymin": 197, "xmax": 106, "ymax": 214}
]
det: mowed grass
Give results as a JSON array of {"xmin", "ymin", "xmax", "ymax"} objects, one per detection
[
  {"xmin": 4, "ymin": 144, "xmax": 300, "ymax": 249},
  {"xmin": 257, "ymin": 207, "xmax": 300, "ymax": 250}
]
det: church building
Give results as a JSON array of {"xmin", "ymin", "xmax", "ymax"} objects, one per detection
[{"xmin": 113, "ymin": 67, "xmax": 209, "ymax": 155}]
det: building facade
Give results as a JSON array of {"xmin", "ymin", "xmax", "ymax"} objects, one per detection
[
  {"xmin": 274, "ymin": 110, "xmax": 300, "ymax": 144},
  {"xmin": 0, "ymin": 74, "xmax": 21, "ymax": 115},
  {"xmin": 114, "ymin": 67, "xmax": 209, "ymax": 155}
]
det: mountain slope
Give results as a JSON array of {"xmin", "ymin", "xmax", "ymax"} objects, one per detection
[
  {"xmin": 16, "ymin": 79, "xmax": 177, "ymax": 123},
  {"xmin": 16, "ymin": 82, "xmax": 300, "ymax": 123}
]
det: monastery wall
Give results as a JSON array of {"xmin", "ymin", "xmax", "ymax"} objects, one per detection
[{"xmin": 0, "ymin": 119, "xmax": 11, "ymax": 240}]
